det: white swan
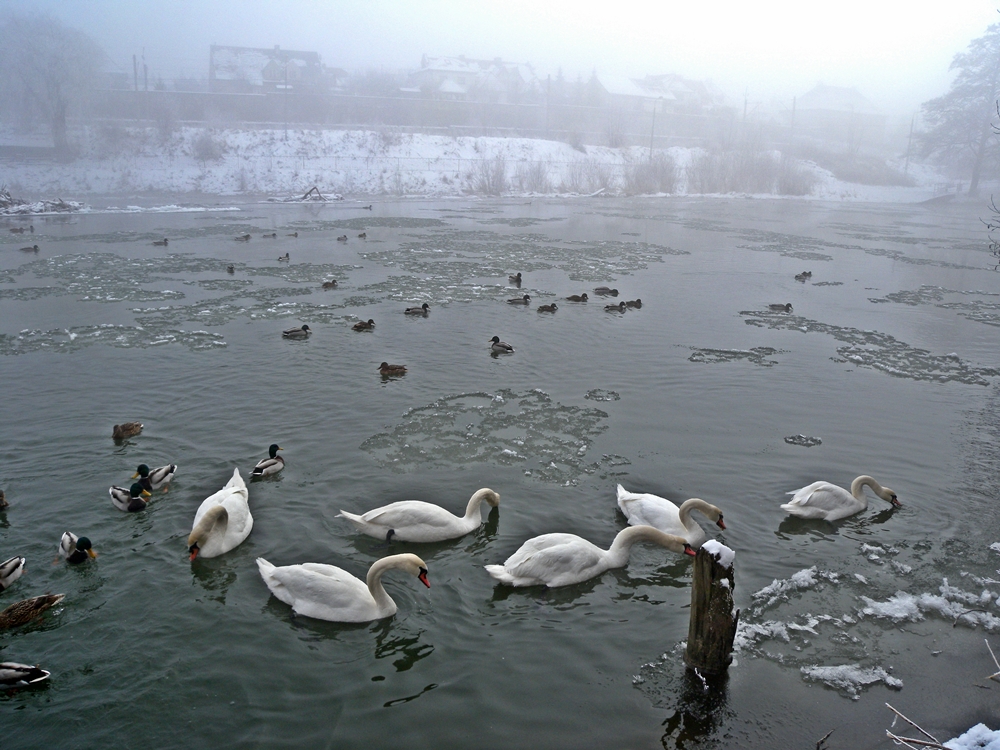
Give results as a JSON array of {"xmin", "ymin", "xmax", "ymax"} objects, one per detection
[
  {"xmin": 616, "ymin": 484, "xmax": 725, "ymax": 548},
  {"xmin": 484, "ymin": 525, "xmax": 695, "ymax": 588},
  {"xmin": 781, "ymin": 475, "xmax": 900, "ymax": 521},
  {"xmin": 187, "ymin": 468, "xmax": 252, "ymax": 560},
  {"xmin": 256, "ymin": 554, "xmax": 429, "ymax": 622},
  {"xmin": 338, "ymin": 488, "xmax": 500, "ymax": 542}
]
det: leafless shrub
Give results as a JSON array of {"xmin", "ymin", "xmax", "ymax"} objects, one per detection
[
  {"xmin": 622, "ymin": 153, "xmax": 677, "ymax": 195},
  {"xmin": 473, "ymin": 156, "xmax": 508, "ymax": 195},
  {"xmin": 515, "ymin": 160, "xmax": 552, "ymax": 193},
  {"xmin": 776, "ymin": 156, "xmax": 817, "ymax": 196},
  {"xmin": 586, "ymin": 159, "xmax": 617, "ymax": 192},
  {"xmin": 605, "ymin": 113, "xmax": 627, "ymax": 148},
  {"xmin": 192, "ymin": 130, "xmax": 225, "ymax": 163},
  {"xmin": 562, "ymin": 158, "xmax": 617, "ymax": 194},
  {"xmin": 687, "ymin": 141, "xmax": 778, "ymax": 194}
]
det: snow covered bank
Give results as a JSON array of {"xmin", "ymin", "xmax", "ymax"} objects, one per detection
[{"xmin": 0, "ymin": 125, "xmax": 946, "ymax": 202}]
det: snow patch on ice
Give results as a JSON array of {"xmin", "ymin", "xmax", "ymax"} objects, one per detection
[{"xmin": 800, "ymin": 663, "xmax": 902, "ymax": 699}]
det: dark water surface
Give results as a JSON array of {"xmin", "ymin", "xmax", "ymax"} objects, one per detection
[{"xmin": 2, "ymin": 197, "xmax": 999, "ymax": 749}]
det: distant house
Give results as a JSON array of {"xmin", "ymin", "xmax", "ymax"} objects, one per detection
[
  {"xmin": 407, "ymin": 55, "xmax": 541, "ymax": 103},
  {"xmin": 209, "ymin": 45, "xmax": 328, "ymax": 94},
  {"xmin": 595, "ymin": 73, "xmax": 724, "ymax": 113},
  {"xmin": 789, "ymin": 84, "xmax": 885, "ymax": 144}
]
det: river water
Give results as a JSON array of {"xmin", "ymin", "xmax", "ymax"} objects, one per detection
[{"xmin": 2, "ymin": 195, "xmax": 999, "ymax": 749}]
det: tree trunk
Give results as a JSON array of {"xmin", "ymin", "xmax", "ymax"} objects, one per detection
[
  {"xmin": 968, "ymin": 120, "xmax": 992, "ymax": 197},
  {"xmin": 684, "ymin": 545, "xmax": 739, "ymax": 675}
]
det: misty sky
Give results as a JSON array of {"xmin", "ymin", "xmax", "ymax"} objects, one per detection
[{"xmin": 11, "ymin": 0, "xmax": 1000, "ymax": 117}]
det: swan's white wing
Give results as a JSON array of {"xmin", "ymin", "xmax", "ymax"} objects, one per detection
[
  {"xmin": 264, "ymin": 562, "xmax": 376, "ymax": 621},
  {"xmin": 360, "ymin": 501, "xmax": 457, "ymax": 529},
  {"xmin": 500, "ymin": 534, "xmax": 607, "ymax": 587},
  {"xmin": 781, "ymin": 481, "xmax": 862, "ymax": 520}
]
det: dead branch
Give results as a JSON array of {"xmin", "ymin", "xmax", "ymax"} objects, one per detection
[
  {"xmin": 885, "ymin": 703, "xmax": 940, "ymax": 743},
  {"xmin": 815, "ymin": 728, "xmax": 834, "ymax": 750}
]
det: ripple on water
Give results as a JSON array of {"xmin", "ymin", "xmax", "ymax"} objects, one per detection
[
  {"xmin": 360, "ymin": 389, "xmax": 611, "ymax": 484},
  {"xmin": 742, "ymin": 311, "xmax": 1000, "ymax": 385}
]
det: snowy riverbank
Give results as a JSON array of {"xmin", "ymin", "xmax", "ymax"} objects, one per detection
[{"xmin": 0, "ymin": 125, "xmax": 949, "ymax": 202}]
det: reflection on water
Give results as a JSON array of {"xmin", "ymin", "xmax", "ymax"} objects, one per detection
[{"xmin": 374, "ymin": 627, "xmax": 434, "ymax": 672}]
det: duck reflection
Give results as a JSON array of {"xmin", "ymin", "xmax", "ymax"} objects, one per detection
[{"xmin": 774, "ymin": 516, "xmax": 841, "ymax": 541}]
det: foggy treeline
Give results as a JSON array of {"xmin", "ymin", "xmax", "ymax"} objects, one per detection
[{"xmin": 1, "ymin": 11, "xmax": 998, "ymax": 197}]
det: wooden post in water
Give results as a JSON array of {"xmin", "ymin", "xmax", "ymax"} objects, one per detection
[{"xmin": 684, "ymin": 541, "xmax": 739, "ymax": 675}]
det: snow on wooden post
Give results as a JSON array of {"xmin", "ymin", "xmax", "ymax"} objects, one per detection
[{"xmin": 684, "ymin": 540, "xmax": 739, "ymax": 675}]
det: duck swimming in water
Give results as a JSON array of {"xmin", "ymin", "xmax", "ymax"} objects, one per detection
[
  {"xmin": 352, "ymin": 319, "xmax": 375, "ymax": 331},
  {"xmin": 768, "ymin": 303, "xmax": 793, "ymax": 312},
  {"xmin": 378, "ymin": 362, "xmax": 407, "ymax": 376},
  {"xmin": 59, "ymin": 532, "xmax": 96, "ymax": 564},
  {"xmin": 489, "ymin": 335, "xmax": 514, "ymax": 353},
  {"xmin": 537, "ymin": 303, "xmax": 557, "ymax": 313},
  {"xmin": 0, "ymin": 595, "xmax": 65, "ymax": 630},
  {"xmin": 133, "ymin": 463, "xmax": 177, "ymax": 492},
  {"xmin": 109, "ymin": 483, "xmax": 152, "ymax": 512},
  {"xmin": 282, "ymin": 324, "xmax": 311, "ymax": 339},
  {"xmin": 594, "ymin": 287, "xmax": 619, "ymax": 296},
  {"xmin": 605, "ymin": 301, "xmax": 627, "ymax": 312},
  {"xmin": 566, "ymin": 293, "xmax": 588, "ymax": 302},
  {"xmin": 405, "ymin": 303, "xmax": 430, "ymax": 315},
  {"xmin": 251, "ymin": 444, "xmax": 284, "ymax": 478},
  {"xmin": 508, "ymin": 294, "xmax": 530, "ymax": 305}
]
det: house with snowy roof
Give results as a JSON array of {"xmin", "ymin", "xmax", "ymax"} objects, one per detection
[
  {"xmin": 789, "ymin": 84, "xmax": 885, "ymax": 144},
  {"xmin": 407, "ymin": 55, "xmax": 542, "ymax": 103},
  {"xmin": 209, "ymin": 45, "xmax": 329, "ymax": 94},
  {"xmin": 596, "ymin": 73, "xmax": 724, "ymax": 114}
]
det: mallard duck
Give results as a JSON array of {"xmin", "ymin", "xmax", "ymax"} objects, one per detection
[
  {"xmin": 358, "ymin": 232, "xmax": 367, "ymax": 239},
  {"xmin": 282, "ymin": 324, "xmax": 311, "ymax": 339},
  {"xmin": 566, "ymin": 293, "xmax": 588, "ymax": 302},
  {"xmin": 251, "ymin": 444, "xmax": 284, "ymax": 478},
  {"xmin": 112, "ymin": 422, "xmax": 143, "ymax": 440},
  {"xmin": 19, "ymin": 245, "xmax": 39, "ymax": 253},
  {"xmin": 226, "ymin": 264, "xmax": 235, "ymax": 274},
  {"xmin": 133, "ymin": 463, "xmax": 177, "ymax": 492},
  {"xmin": 235, "ymin": 233, "xmax": 251, "ymax": 242},
  {"xmin": 109, "ymin": 483, "xmax": 152, "ymax": 512},
  {"xmin": 363, "ymin": 204, "xmax": 373, "ymax": 210},
  {"xmin": 769, "ymin": 303, "xmax": 793, "ymax": 312},
  {"xmin": 353, "ymin": 319, "xmax": 375, "ymax": 331},
  {"xmin": 378, "ymin": 362, "xmax": 407, "ymax": 376},
  {"xmin": 537, "ymin": 303, "xmax": 557, "ymax": 313},
  {"xmin": 794, "ymin": 271, "xmax": 812, "ymax": 281},
  {"xmin": 0, "ymin": 556, "xmax": 25, "ymax": 591},
  {"xmin": 337, "ymin": 235, "xmax": 348, "ymax": 242},
  {"xmin": 0, "ymin": 594, "xmax": 65, "ymax": 630},
  {"xmin": 8, "ymin": 227, "xmax": 25, "ymax": 234},
  {"xmin": 508, "ymin": 272, "xmax": 522, "ymax": 283},
  {"xmin": 594, "ymin": 287, "xmax": 619, "ymax": 296},
  {"xmin": 257, "ymin": 554, "xmax": 429, "ymax": 623},
  {"xmin": 508, "ymin": 294, "xmax": 530, "ymax": 305},
  {"xmin": 0, "ymin": 662, "xmax": 51, "ymax": 688},
  {"xmin": 286, "ymin": 232, "xmax": 299, "ymax": 237},
  {"xmin": 404, "ymin": 303, "xmax": 430, "ymax": 315},
  {"xmin": 484, "ymin": 526, "xmax": 694, "ymax": 588},
  {"xmin": 322, "ymin": 280, "xmax": 338, "ymax": 289},
  {"xmin": 277, "ymin": 252, "xmax": 290, "ymax": 262},
  {"xmin": 338, "ymin": 488, "xmax": 500, "ymax": 542},
  {"xmin": 489, "ymin": 335, "xmax": 514, "ymax": 353},
  {"xmin": 152, "ymin": 238, "xmax": 168, "ymax": 246},
  {"xmin": 625, "ymin": 298, "xmax": 642, "ymax": 309},
  {"xmin": 0, "ymin": 489, "xmax": 7, "ymax": 510},
  {"xmin": 188, "ymin": 468, "xmax": 252, "ymax": 559},
  {"xmin": 59, "ymin": 533, "xmax": 96, "ymax": 564},
  {"xmin": 605, "ymin": 301, "xmax": 627, "ymax": 312},
  {"xmin": 263, "ymin": 232, "xmax": 277, "ymax": 238}
]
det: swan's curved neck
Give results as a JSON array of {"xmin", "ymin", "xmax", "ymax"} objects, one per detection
[
  {"xmin": 677, "ymin": 498, "xmax": 713, "ymax": 526},
  {"xmin": 606, "ymin": 526, "xmax": 682, "ymax": 567},
  {"xmin": 462, "ymin": 489, "xmax": 496, "ymax": 521},
  {"xmin": 191, "ymin": 505, "xmax": 228, "ymax": 545},
  {"xmin": 365, "ymin": 558, "xmax": 400, "ymax": 613},
  {"xmin": 850, "ymin": 476, "xmax": 881, "ymax": 500}
]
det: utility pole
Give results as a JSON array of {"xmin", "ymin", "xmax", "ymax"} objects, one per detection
[{"xmin": 649, "ymin": 98, "xmax": 658, "ymax": 161}]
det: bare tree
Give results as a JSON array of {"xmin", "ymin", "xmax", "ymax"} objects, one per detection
[
  {"xmin": 920, "ymin": 21, "xmax": 1000, "ymax": 196},
  {"xmin": 0, "ymin": 14, "xmax": 105, "ymax": 154}
]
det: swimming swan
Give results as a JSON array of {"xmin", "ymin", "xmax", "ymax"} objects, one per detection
[
  {"xmin": 338, "ymin": 488, "xmax": 500, "ymax": 542},
  {"xmin": 256, "ymin": 553, "xmax": 429, "ymax": 622},
  {"xmin": 616, "ymin": 484, "xmax": 725, "ymax": 548},
  {"xmin": 781, "ymin": 475, "xmax": 900, "ymax": 521},
  {"xmin": 187, "ymin": 468, "xmax": 252, "ymax": 559},
  {"xmin": 484, "ymin": 525, "xmax": 695, "ymax": 588}
]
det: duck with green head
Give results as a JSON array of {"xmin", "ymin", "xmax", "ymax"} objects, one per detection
[
  {"xmin": 59, "ymin": 532, "xmax": 96, "ymax": 564},
  {"xmin": 133, "ymin": 463, "xmax": 177, "ymax": 492},
  {"xmin": 252, "ymin": 444, "xmax": 284, "ymax": 477},
  {"xmin": 109, "ymin": 483, "xmax": 152, "ymax": 512}
]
